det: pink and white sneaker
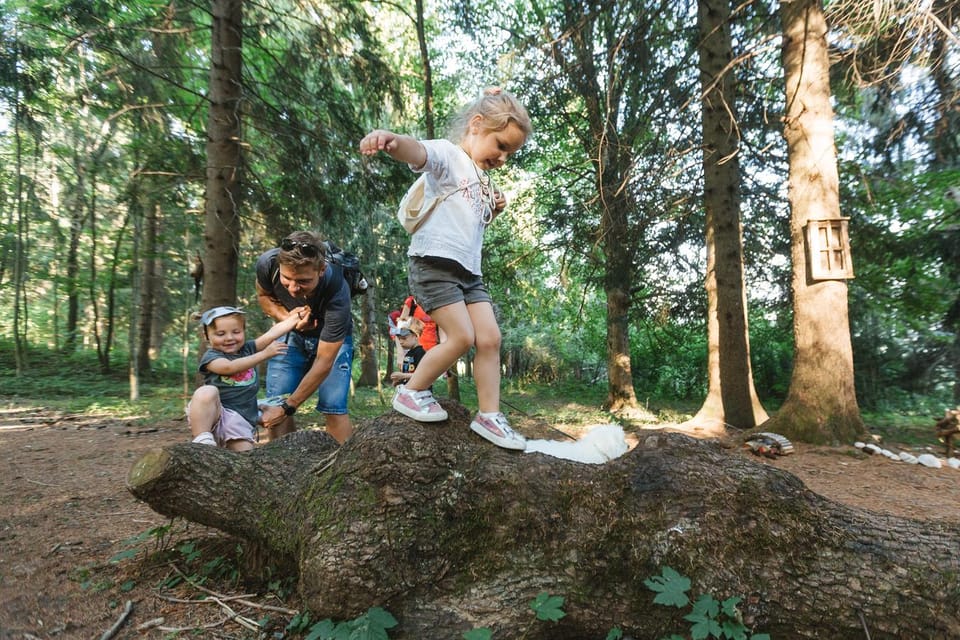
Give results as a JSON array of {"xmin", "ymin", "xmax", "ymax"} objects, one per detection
[
  {"xmin": 392, "ymin": 385, "xmax": 448, "ymax": 422},
  {"xmin": 470, "ymin": 412, "xmax": 526, "ymax": 450}
]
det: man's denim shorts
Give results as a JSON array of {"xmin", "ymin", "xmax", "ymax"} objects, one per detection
[{"xmin": 265, "ymin": 332, "xmax": 353, "ymax": 415}]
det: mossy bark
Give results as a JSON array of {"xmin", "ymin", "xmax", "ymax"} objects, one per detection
[{"xmin": 128, "ymin": 401, "xmax": 960, "ymax": 639}]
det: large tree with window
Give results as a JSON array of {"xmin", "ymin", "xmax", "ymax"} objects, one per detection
[{"xmin": 761, "ymin": 0, "xmax": 865, "ymax": 443}]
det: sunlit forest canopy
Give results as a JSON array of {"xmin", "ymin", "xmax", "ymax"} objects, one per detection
[{"xmin": 0, "ymin": 0, "xmax": 957, "ymax": 418}]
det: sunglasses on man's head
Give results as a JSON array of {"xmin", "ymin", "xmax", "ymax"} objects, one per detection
[{"xmin": 280, "ymin": 238, "xmax": 323, "ymax": 258}]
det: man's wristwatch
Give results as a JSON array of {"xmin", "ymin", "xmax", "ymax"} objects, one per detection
[{"xmin": 280, "ymin": 400, "xmax": 297, "ymax": 416}]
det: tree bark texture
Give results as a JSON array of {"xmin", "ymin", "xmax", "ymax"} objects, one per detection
[
  {"xmin": 605, "ymin": 283, "xmax": 640, "ymax": 412},
  {"xmin": 692, "ymin": 0, "xmax": 768, "ymax": 432},
  {"xmin": 129, "ymin": 402, "xmax": 960, "ymax": 639},
  {"xmin": 768, "ymin": 0, "xmax": 865, "ymax": 444},
  {"xmin": 138, "ymin": 200, "xmax": 160, "ymax": 373},
  {"xmin": 202, "ymin": 0, "xmax": 243, "ymax": 309},
  {"xmin": 356, "ymin": 286, "xmax": 380, "ymax": 387}
]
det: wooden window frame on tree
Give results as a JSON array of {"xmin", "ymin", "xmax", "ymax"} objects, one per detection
[{"xmin": 805, "ymin": 218, "xmax": 854, "ymax": 280}]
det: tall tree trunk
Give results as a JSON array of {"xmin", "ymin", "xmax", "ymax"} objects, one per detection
[
  {"xmin": 12, "ymin": 90, "xmax": 27, "ymax": 374},
  {"xmin": 86, "ymin": 172, "xmax": 108, "ymax": 372},
  {"xmin": 356, "ymin": 287, "xmax": 380, "ymax": 387},
  {"xmin": 764, "ymin": 0, "xmax": 865, "ymax": 444},
  {"xmin": 103, "ymin": 214, "xmax": 130, "ymax": 376},
  {"xmin": 604, "ymin": 282, "xmax": 638, "ymax": 412},
  {"xmin": 414, "ymin": 0, "xmax": 434, "ymax": 138},
  {"xmin": 929, "ymin": 0, "xmax": 960, "ymax": 404},
  {"xmin": 128, "ymin": 199, "xmax": 142, "ymax": 402},
  {"xmin": 600, "ymin": 172, "xmax": 640, "ymax": 413},
  {"xmin": 138, "ymin": 201, "xmax": 160, "ymax": 374},
  {"xmin": 446, "ymin": 366, "xmax": 460, "ymax": 402},
  {"xmin": 930, "ymin": 0, "xmax": 959, "ymax": 168},
  {"xmin": 687, "ymin": 0, "xmax": 768, "ymax": 432},
  {"xmin": 149, "ymin": 241, "xmax": 168, "ymax": 360},
  {"xmin": 64, "ymin": 155, "xmax": 85, "ymax": 353},
  {"xmin": 202, "ymin": 0, "xmax": 243, "ymax": 310}
]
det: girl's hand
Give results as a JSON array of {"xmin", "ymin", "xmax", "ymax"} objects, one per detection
[
  {"xmin": 262, "ymin": 340, "xmax": 288, "ymax": 358},
  {"xmin": 359, "ymin": 130, "xmax": 398, "ymax": 156},
  {"xmin": 289, "ymin": 306, "xmax": 312, "ymax": 331},
  {"xmin": 491, "ymin": 188, "xmax": 507, "ymax": 219}
]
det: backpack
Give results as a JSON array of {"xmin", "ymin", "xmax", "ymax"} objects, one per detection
[
  {"xmin": 397, "ymin": 175, "xmax": 478, "ymax": 233},
  {"xmin": 322, "ymin": 240, "xmax": 369, "ymax": 297}
]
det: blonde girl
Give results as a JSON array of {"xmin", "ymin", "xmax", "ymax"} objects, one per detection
[{"xmin": 359, "ymin": 88, "xmax": 532, "ymax": 450}]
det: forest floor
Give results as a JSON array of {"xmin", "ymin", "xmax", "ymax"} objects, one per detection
[{"xmin": 2, "ymin": 401, "xmax": 959, "ymax": 640}]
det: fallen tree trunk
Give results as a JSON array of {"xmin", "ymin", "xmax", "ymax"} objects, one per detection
[{"xmin": 128, "ymin": 402, "xmax": 960, "ymax": 639}]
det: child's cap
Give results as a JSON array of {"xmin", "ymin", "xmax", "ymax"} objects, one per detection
[
  {"xmin": 396, "ymin": 327, "xmax": 413, "ymax": 337},
  {"xmin": 201, "ymin": 306, "xmax": 245, "ymax": 326}
]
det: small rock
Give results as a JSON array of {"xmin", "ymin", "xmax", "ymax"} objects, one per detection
[{"xmin": 917, "ymin": 454, "xmax": 942, "ymax": 469}]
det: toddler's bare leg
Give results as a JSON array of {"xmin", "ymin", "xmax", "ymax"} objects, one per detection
[{"xmin": 188, "ymin": 385, "xmax": 221, "ymax": 437}]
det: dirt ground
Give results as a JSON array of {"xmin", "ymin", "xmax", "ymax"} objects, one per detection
[{"xmin": 2, "ymin": 403, "xmax": 959, "ymax": 640}]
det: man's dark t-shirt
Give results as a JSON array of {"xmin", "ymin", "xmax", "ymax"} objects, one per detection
[{"xmin": 255, "ymin": 248, "xmax": 352, "ymax": 342}]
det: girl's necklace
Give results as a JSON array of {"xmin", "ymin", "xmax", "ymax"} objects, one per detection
[{"xmin": 474, "ymin": 163, "xmax": 496, "ymax": 224}]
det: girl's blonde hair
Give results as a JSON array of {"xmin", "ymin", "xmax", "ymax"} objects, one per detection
[{"xmin": 448, "ymin": 87, "xmax": 532, "ymax": 142}]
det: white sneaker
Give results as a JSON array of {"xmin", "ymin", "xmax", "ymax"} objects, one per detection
[
  {"xmin": 192, "ymin": 432, "xmax": 217, "ymax": 446},
  {"xmin": 392, "ymin": 385, "xmax": 448, "ymax": 422},
  {"xmin": 470, "ymin": 413, "xmax": 526, "ymax": 450}
]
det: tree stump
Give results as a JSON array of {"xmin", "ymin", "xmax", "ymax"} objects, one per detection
[
  {"xmin": 128, "ymin": 401, "xmax": 960, "ymax": 639},
  {"xmin": 935, "ymin": 408, "xmax": 959, "ymax": 458}
]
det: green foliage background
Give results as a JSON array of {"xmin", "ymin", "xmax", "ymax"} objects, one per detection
[{"xmin": 0, "ymin": 0, "xmax": 957, "ymax": 420}]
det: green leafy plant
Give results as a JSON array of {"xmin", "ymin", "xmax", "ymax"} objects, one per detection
[
  {"xmin": 463, "ymin": 591, "xmax": 589, "ymax": 639},
  {"xmin": 302, "ymin": 606, "xmax": 398, "ymax": 640},
  {"xmin": 529, "ymin": 591, "xmax": 566, "ymax": 623},
  {"xmin": 109, "ymin": 521, "xmax": 175, "ymax": 563},
  {"xmin": 460, "ymin": 591, "xmax": 626, "ymax": 639},
  {"xmin": 286, "ymin": 611, "xmax": 313, "ymax": 635},
  {"xmin": 644, "ymin": 567, "xmax": 771, "ymax": 640}
]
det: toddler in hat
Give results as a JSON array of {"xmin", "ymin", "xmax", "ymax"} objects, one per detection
[{"xmin": 187, "ymin": 304, "xmax": 308, "ymax": 451}]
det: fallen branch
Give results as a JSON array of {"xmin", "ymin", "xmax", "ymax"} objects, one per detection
[
  {"xmin": 310, "ymin": 449, "xmax": 339, "ymax": 475},
  {"xmin": 157, "ymin": 594, "xmax": 247, "ymax": 605},
  {"xmin": 210, "ymin": 596, "xmax": 260, "ymax": 631},
  {"xmin": 157, "ymin": 617, "xmax": 228, "ymax": 633},
  {"xmin": 168, "ymin": 564, "xmax": 299, "ymax": 615},
  {"xmin": 135, "ymin": 617, "xmax": 164, "ymax": 631},
  {"xmin": 98, "ymin": 600, "xmax": 133, "ymax": 640},
  {"xmin": 154, "ymin": 593, "xmax": 259, "ymax": 632},
  {"xmin": 24, "ymin": 477, "xmax": 60, "ymax": 487}
]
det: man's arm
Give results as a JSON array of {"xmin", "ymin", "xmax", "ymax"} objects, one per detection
[
  {"xmin": 259, "ymin": 339, "xmax": 342, "ymax": 428},
  {"xmin": 285, "ymin": 339, "xmax": 341, "ymax": 409},
  {"xmin": 255, "ymin": 280, "xmax": 290, "ymax": 322}
]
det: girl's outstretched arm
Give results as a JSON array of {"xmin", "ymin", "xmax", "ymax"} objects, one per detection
[{"xmin": 359, "ymin": 130, "xmax": 427, "ymax": 168}]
